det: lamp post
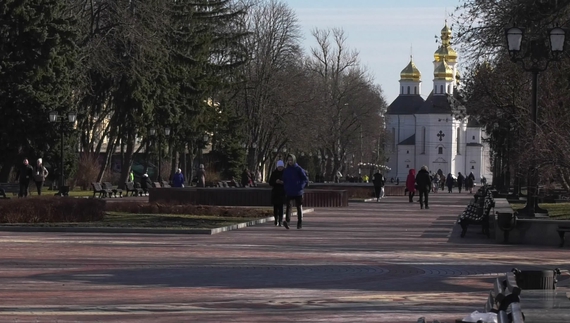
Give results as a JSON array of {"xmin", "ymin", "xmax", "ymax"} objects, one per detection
[
  {"xmin": 199, "ymin": 134, "xmax": 210, "ymax": 166},
  {"xmin": 505, "ymin": 26, "xmax": 566, "ymax": 217},
  {"xmin": 150, "ymin": 128, "xmax": 170, "ymax": 182},
  {"xmin": 49, "ymin": 111, "xmax": 77, "ymax": 190}
]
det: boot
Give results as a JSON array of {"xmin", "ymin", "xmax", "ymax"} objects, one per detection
[{"xmin": 297, "ymin": 219, "xmax": 302, "ymax": 229}]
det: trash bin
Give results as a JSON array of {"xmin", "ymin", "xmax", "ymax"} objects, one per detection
[{"xmin": 512, "ymin": 268, "xmax": 560, "ymax": 290}]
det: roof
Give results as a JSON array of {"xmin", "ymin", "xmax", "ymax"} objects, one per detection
[
  {"xmin": 386, "ymin": 95, "xmax": 425, "ymax": 115},
  {"xmin": 398, "ymin": 134, "xmax": 415, "ymax": 146},
  {"xmin": 415, "ymin": 91, "xmax": 453, "ymax": 114},
  {"xmin": 467, "ymin": 118, "xmax": 482, "ymax": 128}
]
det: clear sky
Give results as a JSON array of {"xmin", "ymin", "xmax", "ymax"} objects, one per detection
[{"xmin": 285, "ymin": 0, "xmax": 463, "ymax": 104}]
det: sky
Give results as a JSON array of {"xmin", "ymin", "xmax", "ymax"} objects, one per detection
[{"xmin": 285, "ymin": 0, "xmax": 464, "ymax": 104}]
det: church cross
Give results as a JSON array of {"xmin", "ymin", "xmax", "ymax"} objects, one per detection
[{"xmin": 437, "ymin": 131, "xmax": 445, "ymax": 141}]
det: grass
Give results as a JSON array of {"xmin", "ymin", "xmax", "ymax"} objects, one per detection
[
  {"xmin": 3, "ymin": 212, "xmax": 260, "ymax": 229},
  {"xmin": 511, "ymin": 203, "xmax": 570, "ymax": 219}
]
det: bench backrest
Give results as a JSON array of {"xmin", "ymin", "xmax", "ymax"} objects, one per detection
[
  {"xmin": 0, "ymin": 183, "xmax": 20, "ymax": 192},
  {"xmin": 103, "ymin": 182, "xmax": 115, "ymax": 190},
  {"xmin": 153, "ymin": 182, "xmax": 162, "ymax": 188},
  {"xmin": 125, "ymin": 182, "xmax": 135, "ymax": 190},
  {"xmin": 92, "ymin": 182, "xmax": 103, "ymax": 191}
]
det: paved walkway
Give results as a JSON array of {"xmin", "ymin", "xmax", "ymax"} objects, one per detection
[{"xmin": 0, "ymin": 193, "xmax": 568, "ymax": 322}]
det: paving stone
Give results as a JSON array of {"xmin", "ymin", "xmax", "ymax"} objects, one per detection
[{"xmin": 0, "ymin": 193, "xmax": 567, "ymax": 322}]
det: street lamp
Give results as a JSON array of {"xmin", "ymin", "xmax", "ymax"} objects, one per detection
[
  {"xmin": 505, "ymin": 25, "xmax": 567, "ymax": 217},
  {"xmin": 199, "ymin": 134, "xmax": 210, "ymax": 166},
  {"xmin": 49, "ymin": 111, "xmax": 77, "ymax": 192},
  {"xmin": 150, "ymin": 128, "xmax": 170, "ymax": 183}
]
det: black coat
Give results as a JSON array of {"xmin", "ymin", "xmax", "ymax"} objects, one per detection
[
  {"xmin": 372, "ymin": 173, "xmax": 385, "ymax": 187},
  {"xmin": 16, "ymin": 164, "xmax": 33, "ymax": 183},
  {"xmin": 268, "ymin": 169, "xmax": 285, "ymax": 205},
  {"xmin": 415, "ymin": 169, "xmax": 432, "ymax": 192}
]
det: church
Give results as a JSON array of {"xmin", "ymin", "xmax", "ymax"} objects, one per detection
[{"xmin": 385, "ymin": 23, "xmax": 492, "ymax": 183}]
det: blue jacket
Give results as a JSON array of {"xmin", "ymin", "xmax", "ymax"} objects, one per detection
[
  {"xmin": 283, "ymin": 163, "xmax": 308, "ymax": 197},
  {"xmin": 172, "ymin": 173, "xmax": 185, "ymax": 187}
]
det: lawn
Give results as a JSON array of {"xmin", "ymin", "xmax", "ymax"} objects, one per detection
[
  {"xmin": 4, "ymin": 212, "xmax": 262, "ymax": 230},
  {"xmin": 511, "ymin": 203, "xmax": 570, "ymax": 219}
]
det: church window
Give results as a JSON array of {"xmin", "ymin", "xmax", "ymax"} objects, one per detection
[
  {"xmin": 456, "ymin": 127, "xmax": 461, "ymax": 155},
  {"xmin": 406, "ymin": 150, "xmax": 409, "ymax": 154},
  {"xmin": 407, "ymin": 86, "xmax": 410, "ymax": 94},
  {"xmin": 414, "ymin": 86, "xmax": 417, "ymax": 94},
  {"xmin": 401, "ymin": 86, "xmax": 404, "ymax": 94},
  {"xmin": 472, "ymin": 135, "xmax": 475, "ymax": 140},
  {"xmin": 392, "ymin": 128, "xmax": 396, "ymax": 150},
  {"xmin": 406, "ymin": 164, "xmax": 409, "ymax": 168},
  {"xmin": 422, "ymin": 127, "xmax": 426, "ymax": 154},
  {"xmin": 440, "ymin": 85, "xmax": 444, "ymax": 93},
  {"xmin": 438, "ymin": 147, "xmax": 443, "ymax": 154},
  {"xmin": 471, "ymin": 166, "xmax": 475, "ymax": 169}
]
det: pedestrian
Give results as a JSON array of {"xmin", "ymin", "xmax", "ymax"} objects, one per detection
[
  {"xmin": 196, "ymin": 164, "xmax": 206, "ymax": 187},
  {"xmin": 466, "ymin": 172, "xmax": 475, "ymax": 194},
  {"xmin": 415, "ymin": 166, "xmax": 431, "ymax": 209},
  {"xmin": 241, "ymin": 169, "xmax": 251, "ymax": 187},
  {"xmin": 282, "ymin": 154, "xmax": 308, "ymax": 230},
  {"xmin": 172, "ymin": 168, "xmax": 185, "ymax": 188},
  {"xmin": 16, "ymin": 159, "xmax": 33, "ymax": 198},
  {"xmin": 140, "ymin": 173, "xmax": 152, "ymax": 196},
  {"xmin": 457, "ymin": 172, "xmax": 465, "ymax": 193},
  {"xmin": 432, "ymin": 174, "xmax": 440, "ymax": 193},
  {"xmin": 128, "ymin": 170, "xmax": 135, "ymax": 183},
  {"xmin": 268, "ymin": 160, "xmax": 286, "ymax": 226},
  {"xmin": 33, "ymin": 158, "xmax": 49, "ymax": 196},
  {"xmin": 396, "ymin": 177, "xmax": 400, "ymax": 185},
  {"xmin": 406, "ymin": 169, "xmax": 416, "ymax": 203},
  {"xmin": 446, "ymin": 173, "xmax": 454, "ymax": 193},
  {"xmin": 372, "ymin": 169, "xmax": 385, "ymax": 202}
]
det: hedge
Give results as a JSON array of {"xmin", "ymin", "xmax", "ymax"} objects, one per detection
[{"xmin": 0, "ymin": 198, "xmax": 105, "ymax": 223}]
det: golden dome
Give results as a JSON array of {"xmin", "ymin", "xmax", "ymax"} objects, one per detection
[
  {"xmin": 400, "ymin": 56, "xmax": 421, "ymax": 81},
  {"xmin": 434, "ymin": 61, "xmax": 453, "ymax": 81},
  {"xmin": 434, "ymin": 22, "xmax": 457, "ymax": 62}
]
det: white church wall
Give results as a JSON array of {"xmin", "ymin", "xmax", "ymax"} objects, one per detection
[
  {"xmin": 465, "ymin": 147, "xmax": 483, "ymax": 180},
  {"xmin": 397, "ymin": 145, "xmax": 415, "ymax": 181}
]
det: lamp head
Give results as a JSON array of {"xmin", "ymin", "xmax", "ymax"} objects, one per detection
[{"xmin": 505, "ymin": 27, "xmax": 525, "ymax": 56}]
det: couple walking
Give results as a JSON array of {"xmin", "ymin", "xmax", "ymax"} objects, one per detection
[
  {"xmin": 268, "ymin": 154, "xmax": 308, "ymax": 230},
  {"xmin": 406, "ymin": 166, "xmax": 432, "ymax": 209}
]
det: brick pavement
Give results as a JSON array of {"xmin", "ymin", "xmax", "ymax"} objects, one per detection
[{"xmin": 0, "ymin": 193, "xmax": 568, "ymax": 322}]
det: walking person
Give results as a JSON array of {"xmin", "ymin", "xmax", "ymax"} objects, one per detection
[
  {"xmin": 415, "ymin": 166, "xmax": 431, "ymax": 209},
  {"xmin": 172, "ymin": 168, "xmax": 185, "ymax": 188},
  {"xmin": 33, "ymin": 158, "xmax": 49, "ymax": 195},
  {"xmin": 446, "ymin": 173, "xmax": 454, "ymax": 193},
  {"xmin": 282, "ymin": 154, "xmax": 308, "ymax": 230},
  {"xmin": 268, "ymin": 160, "xmax": 286, "ymax": 226},
  {"xmin": 372, "ymin": 169, "xmax": 385, "ymax": 202},
  {"xmin": 406, "ymin": 169, "xmax": 416, "ymax": 203},
  {"xmin": 432, "ymin": 174, "xmax": 440, "ymax": 193},
  {"xmin": 196, "ymin": 164, "xmax": 206, "ymax": 187},
  {"xmin": 457, "ymin": 172, "xmax": 465, "ymax": 193},
  {"xmin": 465, "ymin": 172, "xmax": 475, "ymax": 194},
  {"xmin": 16, "ymin": 159, "xmax": 33, "ymax": 198},
  {"xmin": 140, "ymin": 173, "xmax": 152, "ymax": 196}
]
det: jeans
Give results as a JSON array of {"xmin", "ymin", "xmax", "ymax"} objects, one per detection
[
  {"xmin": 285, "ymin": 195, "xmax": 303, "ymax": 224},
  {"xmin": 418, "ymin": 190, "xmax": 429, "ymax": 208},
  {"xmin": 408, "ymin": 191, "xmax": 415, "ymax": 202},
  {"xmin": 35, "ymin": 181, "xmax": 44, "ymax": 195},
  {"xmin": 374, "ymin": 186, "xmax": 382, "ymax": 199},
  {"xmin": 19, "ymin": 180, "xmax": 29, "ymax": 198},
  {"xmin": 273, "ymin": 204, "xmax": 284, "ymax": 224}
]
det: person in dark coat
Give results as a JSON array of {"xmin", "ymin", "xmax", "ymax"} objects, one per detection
[
  {"xmin": 372, "ymin": 170, "xmax": 385, "ymax": 202},
  {"xmin": 196, "ymin": 164, "xmax": 206, "ymax": 187},
  {"xmin": 457, "ymin": 172, "xmax": 465, "ymax": 193},
  {"xmin": 268, "ymin": 160, "xmax": 286, "ymax": 226},
  {"xmin": 465, "ymin": 172, "xmax": 475, "ymax": 194},
  {"xmin": 241, "ymin": 169, "xmax": 251, "ymax": 187},
  {"xmin": 172, "ymin": 168, "xmax": 185, "ymax": 188},
  {"xmin": 140, "ymin": 173, "xmax": 152, "ymax": 196},
  {"xmin": 282, "ymin": 154, "xmax": 308, "ymax": 230},
  {"xmin": 446, "ymin": 173, "xmax": 454, "ymax": 193},
  {"xmin": 415, "ymin": 166, "xmax": 432, "ymax": 209},
  {"xmin": 16, "ymin": 159, "xmax": 33, "ymax": 198},
  {"xmin": 406, "ymin": 169, "xmax": 416, "ymax": 203}
]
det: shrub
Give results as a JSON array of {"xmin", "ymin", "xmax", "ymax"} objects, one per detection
[
  {"xmin": 74, "ymin": 153, "xmax": 101, "ymax": 190},
  {"xmin": 0, "ymin": 197, "xmax": 106, "ymax": 223},
  {"xmin": 105, "ymin": 202, "xmax": 271, "ymax": 218}
]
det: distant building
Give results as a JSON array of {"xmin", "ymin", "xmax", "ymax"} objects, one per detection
[{"xmin": 385, "ymin": 23, "xmax": 492, "ymax": 181}]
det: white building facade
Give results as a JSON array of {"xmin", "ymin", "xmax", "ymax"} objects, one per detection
[{"xmin": 385, "ymin": 24, "xmax": 493, "ymax": 182}]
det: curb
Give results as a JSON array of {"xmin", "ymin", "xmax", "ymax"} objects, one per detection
[{"xmin": 0, "ymin": 209, "xmax": 315, "ymax": 235}]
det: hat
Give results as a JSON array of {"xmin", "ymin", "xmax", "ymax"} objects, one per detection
[
  {"xmin": 276, "ymin": 160, "xmax": 284, "ymax": 168},
  {"xmin": 143, "ymin": 173, "xmax": 148, "ymax": 178}
]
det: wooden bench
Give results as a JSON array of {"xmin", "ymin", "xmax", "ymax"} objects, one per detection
[
  {"xmin": 91, "ymin": 182, "xmax": 112, "ymax": 198},
  {"xmin": 153, "ymin": 182, "xmax": 162, "ymax": 188},
  {"xmin": 458, "ymin": 186, "xmax": 494, "ymax": 238},
  {"xmin": 161, "ymin": 181, "xmax": 171, "ymax": 188},
  {"xmin": 484, "ymin": 271, "xmax": 524, "ymax": 323},
  {"xmin": 557, "ymin": 226, "xmax": 570, "ymax": 247},
  {"xmin": 0, "ymin": 183, "xmax": 19, "ymax": 198},
  {"xmin": 103, "ymin": 182, "xmax": 122, "ymax": 198},
  {"xmin": 125, "ymin": 182, "xmax": 143, "ymax": 197}
]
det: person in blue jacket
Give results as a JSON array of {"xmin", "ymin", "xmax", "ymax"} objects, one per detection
[
  {"xmin": 282, "ymin": 154, "xmax": 308, "ymax": 229},
  {"xmin": 172, "ymin": 168, "xmax": 185, "ymax": 187}
]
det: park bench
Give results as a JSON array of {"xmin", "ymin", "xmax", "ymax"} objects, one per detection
[
  {"xmin": 457, "ymin": 186, "xmax": 494, "ymax": 238},
  {"xmin": 91, "ymin": 182, "xmax": 112, "ymax": 198},
  {"xmin": 103, "ymin": 182, "xmax": 122, "ymax": 198},
  {"xmin": 161, "ymin": 181, "xmax": 171, "ymax": 188},
  {"xmin": 0, "ymin": 183, "xmax": 19, "ymax": 198},
  {"xmin": 125, "ymin": 182, "xmax": 143, "ymax": 196},
  {"xmin": 484, "ymin": 271, "xmax": 524, "ymax": 323},
  {"xmin": 153, "ymin": 182, "xmax": 162, "ymax": 188}
]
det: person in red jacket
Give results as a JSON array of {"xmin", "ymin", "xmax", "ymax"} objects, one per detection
[{"xmin": 406, "ymin": 169, "xmax": 416, "ymax": 203}]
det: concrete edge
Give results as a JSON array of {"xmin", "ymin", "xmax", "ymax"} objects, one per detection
[{"xmin": 0, "ymin": 209, "xmax": 315, "ymax": 235}]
